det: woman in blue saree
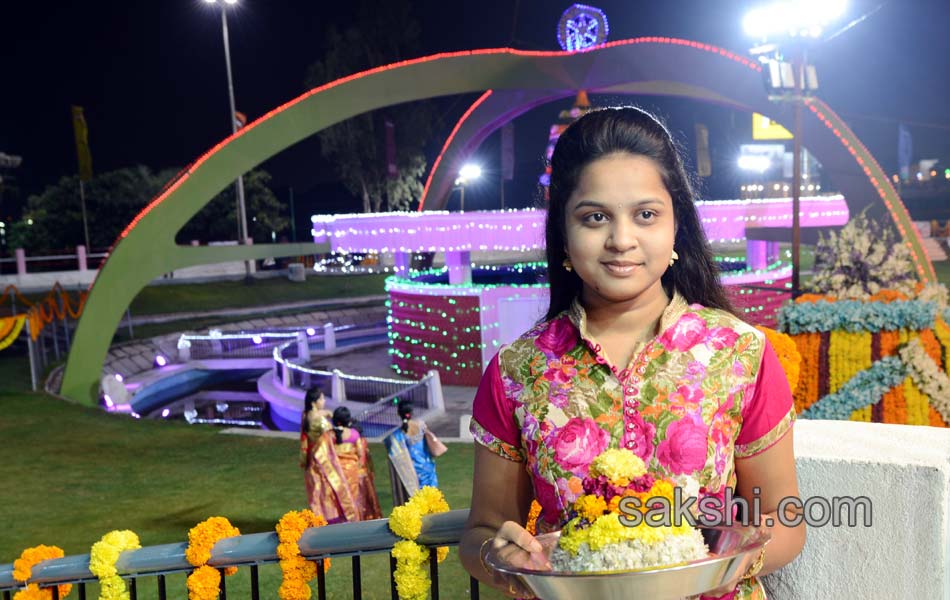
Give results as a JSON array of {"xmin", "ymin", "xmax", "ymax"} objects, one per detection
[{"xmin": 385, "ymin": 400, "xmax": 440, "ymax": 504}]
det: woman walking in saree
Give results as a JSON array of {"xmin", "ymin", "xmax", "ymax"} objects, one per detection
[
  {"xmin": 384, "ymin": 400, "xmax": 443, "ymax": 504},
  {"xmin": 331, "ymin": 407, "xmax": 382, "ymax": 520},
  {"xmin": 299, "ymin": 389, "xmax": 381, "ymax": 522}
]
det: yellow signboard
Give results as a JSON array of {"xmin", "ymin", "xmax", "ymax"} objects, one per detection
[
  {"xmin": 71, "ymin": 106, "xmax": 93, "ymax": 181},
  {"xmin": 752, "ymin": 112, "xmax": 793, "ymax": 140}
]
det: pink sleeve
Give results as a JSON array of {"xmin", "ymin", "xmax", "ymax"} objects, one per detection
[
  {"xmin": 470, "ymin": 353, "xmax": 525, "ymax": 462},
  {"xmin": 735, "ymin": 339, "xmax": 796, "ymax": 458}
]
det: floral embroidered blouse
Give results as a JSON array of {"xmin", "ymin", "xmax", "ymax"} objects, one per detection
[{"xmin": 471, "ymin": 292, "xmax": 795, "ymax": 600}]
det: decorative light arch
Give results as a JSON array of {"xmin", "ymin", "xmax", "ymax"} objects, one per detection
[{"xmin": 61, "ymin": 38, "xmax": 933, "ymax": 404}]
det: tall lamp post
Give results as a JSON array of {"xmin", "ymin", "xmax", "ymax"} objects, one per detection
[
  {"xmin": 204, "ymin": 0, "xmax": 251, "ymax": 278},
  {"xmin": 454, "ymin": 163, "xmax": 482, "ymax": 212},
  {"xmin": 743, "ymin": 0, "xmax": 847, "ymax": 296}
]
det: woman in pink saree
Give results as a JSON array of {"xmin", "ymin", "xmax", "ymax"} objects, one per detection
[{"xmin": 299, "ymin": 390, "xmax": 381, "ymax": 522}]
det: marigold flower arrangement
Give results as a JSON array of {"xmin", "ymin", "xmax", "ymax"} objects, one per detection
[
  {"xmin": 755, "ymin": 326, "xmax": 802, "ymax": 393},
  {"xmin": 185, "ymin": 517, "xmax": 240, "ymax": 600},
  {"xmin": 525, "ymin": 500, "xmax": 543, "ymax": 536},
  {"xmin": 387, "ymin": 486, "xmax": 450, "ymax": 600},
  {"xmin": 89, "ymin": 530, "xmax": 141, "ymax": 600},
  {"xmin": 550, "ymin": 449, "xmax": 707, "ymax": 572},
  {"xmin": 11, "ymin": 544, "xmax": 71, "ymax": 600},
  {"xmin": 276, "ymin": 509, "xmax": 331, "ymax": 600},
  {"xmin": 776, "ymin": 213, "xmax": 950, "ymax": 428}
]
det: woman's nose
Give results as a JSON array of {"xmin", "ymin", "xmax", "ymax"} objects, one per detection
[{"xmin": 606, "ymin": 219, "xmax": 638, "ymax": 252}]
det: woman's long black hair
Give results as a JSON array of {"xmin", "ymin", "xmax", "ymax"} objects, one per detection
[
  {"xmin": 302, "ymin": 387, "xmax": 323, "ymax": 433},
  {"xmin": 544, "ymin": 106, "xmax": 733, "ymax": 320},
  {"xmin": 397, "ymin": 399, "xmax": 414, "ymax": 433},
  {"xmin": 332, "ymin": 406, "xmax": 354, "ymax": 444}
]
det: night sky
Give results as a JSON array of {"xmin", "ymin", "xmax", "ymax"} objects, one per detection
[{"xmin": 3, "ymin": 0, "xmax": 949, "ymax": 228}]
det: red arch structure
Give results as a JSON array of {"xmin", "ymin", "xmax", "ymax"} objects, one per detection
[{"xmin": 60, "ymin": 38, "xmax": 933, "ymax": 404}]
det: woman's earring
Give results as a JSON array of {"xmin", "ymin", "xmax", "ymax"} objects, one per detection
[
  {"xmin": 563, "ymin": 258, "xmax": 573, "ymax": 272},
  {"xmin": 669, "ymin": 249, "xmax": 679, "ymax": 267}
]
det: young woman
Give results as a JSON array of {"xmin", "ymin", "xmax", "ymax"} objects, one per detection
[
  {"xmin": 331, "ymin": 406, "xmax": 382, "ymax": 520},
  {"xmin": 385, "ymin": 399, "xmax": 441, "ymax": 504},
  {"xmin": 300, "ymin": 390, "xmax": 380, "ymax": 522},
  {"xmin": 460, "ymin": 107, "xmax": 805, "ymax": 599}
]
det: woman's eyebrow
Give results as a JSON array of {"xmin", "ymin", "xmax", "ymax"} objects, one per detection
[{"xmin": 572, "ymin": 198, "xmax": 666, "ymax": 212}]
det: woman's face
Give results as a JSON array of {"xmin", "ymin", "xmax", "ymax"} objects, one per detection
[
  {"xmin": 312, "ymin": 394, "xmax": 325, "ymax": 411},
  {"xmin": 564, "ymin": 152, "xmax": 676, "ymax": 309}
]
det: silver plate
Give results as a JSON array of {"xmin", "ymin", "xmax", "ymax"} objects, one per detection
[{"xmin": 486, "ymin": 525, "xmax": 770, "ymax": 600}]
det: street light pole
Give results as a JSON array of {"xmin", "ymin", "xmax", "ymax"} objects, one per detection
[
  {"xmin": 791, "ymin": 46, "xmax": 804, "ymax": 296},
  {"xmin": 218, "ymin": 5, "xmax": 251, "ymax": 278}
]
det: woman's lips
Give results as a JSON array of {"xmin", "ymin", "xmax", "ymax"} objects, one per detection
[{"xmin": 601, "ymin": 261, "xmax": 642, "ymax": 275}]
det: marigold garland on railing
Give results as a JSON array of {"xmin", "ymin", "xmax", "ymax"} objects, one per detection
[
  {"xmin": 185, "ymin": 517, "xmax": 240, "ymax": 600},
  {"xmin": 89, "ymin": 530, "xmax": 141, "ymax": 600},
  {"xmin": 0, "ymin": 315, "xmax": 26, "ymax": 351},
  {"xmin": 11, "ymin": 544, "xmax": 71, "ymax": 600},
  {"xmin": 276, "ymin": 509, "xmax": 330, "ymax": 600},
  {"xmin": 388, "ymin": 487, "xmax": 450, "ymax": 600}
]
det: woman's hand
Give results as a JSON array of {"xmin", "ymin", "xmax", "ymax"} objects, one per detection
[{"xmin": 482, "ymin": 521, "xmax": 551, "ymax": 598}]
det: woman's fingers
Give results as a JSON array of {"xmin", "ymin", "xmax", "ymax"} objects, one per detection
[{"xmin": 495, "ymin": 521, "xmax": 543, "ymax": 553}]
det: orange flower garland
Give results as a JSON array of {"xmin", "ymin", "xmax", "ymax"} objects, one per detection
[
  {"xmin": 794, "ymin": 293, "xmax": 836, "ymax": 304},
  {"xmin": 11, "ymin": 545, "xmax": 71, "ymax": 600},
  {"xmin": 791, "ymin": 332, "xmax": 822, "ymax": 413},
  {"xmin": 185, "ymin": 517, "xmax": 240, "ymax": 600},
  {"xmin": 276, "ymin": 509, "xmax": 330, "ymax": 600},
  {"xmin": 524, "ymin": 500, "xmax": 542, "ymax": 536},
  {"xmin": 755, "ymin": 326, "xmax": 802, "ymax": 394},
  {"xmin": 879, "ymin": 330, "xmax": 907, "ymax": 424}
]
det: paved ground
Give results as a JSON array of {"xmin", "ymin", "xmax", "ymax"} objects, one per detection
[{"xmin": 305, "ymin": 343, "xmax": 477, "ymax": 440}]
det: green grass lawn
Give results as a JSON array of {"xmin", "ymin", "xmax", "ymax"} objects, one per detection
[
  {"xmin": 0, "ymin": 354, "xmax": 503, "ymax": 599},
  {"xmin": 127, "ymin": 273, "xmax": 389, "ymax": 316}
]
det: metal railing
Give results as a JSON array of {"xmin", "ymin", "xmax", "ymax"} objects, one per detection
[
  {"xmin": 272, "ymin": 340, "xmax": 441, "ymax": 439},
  {"xmin": 0, "ymin": 510, "xmax": 483, "ymax": 599},
  {"xmin": 179, "ymin": 331, "xmax": 299, "ymax": 360},
  {"xmin": 173, "ymin": 323, "xmax": 440, "ymax": 437},
  {"xmin": 0, "ymin": 247, "xmax": 109, "ymax": 275}
]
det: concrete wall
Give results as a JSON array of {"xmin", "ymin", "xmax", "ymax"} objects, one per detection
[{"xmin": 764, "ymin": 420, "xmax": 950, "ymax": 599}]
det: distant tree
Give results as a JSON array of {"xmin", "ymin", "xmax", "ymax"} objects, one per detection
[
  {"xmin": 304, "ymin": 0, "xmax": 438, "ymax": 213},
  {"xmin": 8, "ymin": 166, "xmax": 288, "ymax": 254},
  {"xmin": 176, "ymin": 169, "xmax": 289, "ymax": 245},
  {"xmin": 7, "ymin": 166, "xmax": 169, "ymax": 253}
]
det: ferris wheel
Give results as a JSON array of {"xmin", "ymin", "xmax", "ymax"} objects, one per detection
[{"xmin": 557, "ymin": 4, "xmax": 609, "ymax": 51}]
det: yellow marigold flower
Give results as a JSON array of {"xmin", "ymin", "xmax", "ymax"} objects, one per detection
[
  {"xmin": 648, "ymin": 480, "xmax": 675, "ymax": 503},
  {"xmin": 413, "ymin": 486, "xmax": 450, "ymax": 514},
  {"xmin": 586, "ymin": 514, "xmax": 628, "ymax": 551},
  {"xmin": 574, "ymin": 494, "xmax": 609, "ymax": 521},
  {"xmin": 389, "ymin": 504, "xmax": 424, "ymax": 541},
  {"xmin": 394, "ymin": 566, "xmax": 431, "ymax": 600},
  {"xmin": 99, "ymin": 575, "xmax": 130, "ymax": 600},
  {"xmin": 607, "ymin": 495, "xmax": 622, "ymax": 513},
  {"xmin": 589, "ymin": 449, "xmax": 647, "ymax": 481},
  {"xmin": 436, "ymin": 546, "xmax": 449, "ymax": 563},
  {"xmin": 392, "ymin": 540, "xmax": 429, "ymax": 565},
  {"xmin": 90, "ymin": 530, "xmax": 141, "ymax": 580}
]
